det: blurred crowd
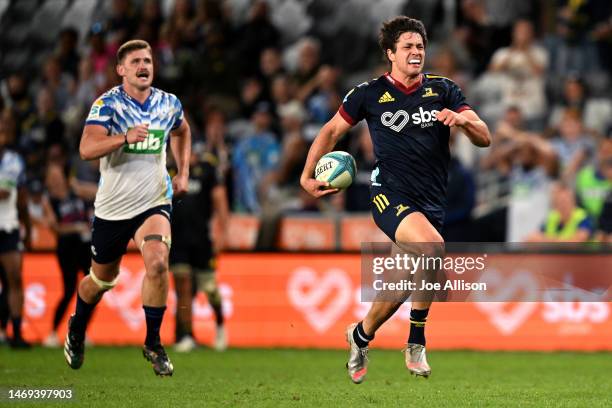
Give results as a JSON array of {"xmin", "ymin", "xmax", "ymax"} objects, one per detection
[{"xmin": 1, "ymin": 0, "xmax": 612, "ymax": 243}]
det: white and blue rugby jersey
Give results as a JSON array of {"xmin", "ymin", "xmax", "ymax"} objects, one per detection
[
  {"xmin": 85, "ymin": 85, "xmax": 184, "ymax": 220},
  {"xmin": 0, "ymin": 149, "xmax": 26, "ymax": 231}
]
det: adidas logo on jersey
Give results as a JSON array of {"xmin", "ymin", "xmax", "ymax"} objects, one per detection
[{"xmin": 378, "ymin": 92, "xmax": 395, "ymax": 103}]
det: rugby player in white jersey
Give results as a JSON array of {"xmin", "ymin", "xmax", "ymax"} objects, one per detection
[
  {"xmin": 0, "ymin": 118, "xmax": 32, "ymax": 348},
  {"xmin": 64, "ymin": 40, "xmax": 191, "ymax": 376}
]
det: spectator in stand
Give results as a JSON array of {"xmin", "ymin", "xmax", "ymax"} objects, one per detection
[
  {"xmin": 0, "ymin": 74, "xmax": 35, "ymax": 142},
  {"xmin": 546, "ymin": 0, "xmax": 604, "ymax": 77},
  {"xmin": 165, "ymin": 0, "xmax": 198, "ymax": 48},
  {"xmin": 38, "ymin": 57, "xmax": 75, "ymax": 114},
  {"xmin": 589, "ymin": 1, "xmax": 612, "ymax": 73},
  {"xmin": 481, "ymin": 115, "xmax": 558, "ymax": 241},
  {"xmin": 258, "ymin": 47, "xmax": 285, "ymax": 100},
  {"xmin": 238, "ymin": 77, "xmax": 266, "ymax": 119},
  {"xmin": 86, "ymin": 24, "xmax": 114, "ymax": 80},
  {"xmin": 190, "ymin": 0, "xmax": 237, "ymax": 96},
  {"xmin": 293, "ymin": 38, "xmax": 322, "ymax": 101},
  {"xmin": 55, "ymin": 28, "xmax": 81, "ymax": 80},
  {"xmin": 234, "ymin": 0, "xmax": 280, "ymax": 76},
  {"xmin": 575, "ymin": 138, "xmax": 612, "ymax": 224},
  {"xmin": 427, "ymin": 47, "xmax": 472, "ymax": 93},
  {"xmin": 105, "ymin": 0, "xmax": 138, "ymax": 47},
  {"xmin": 142, "ymin": 0, "xmax": 164, "ymax": 32},
  {"xmin": 548, "ymin": 76, "xmax": 612, "ymax": 136},
  {"xmin": 74, "ymin": 59, "xmax": 98, "ymax": 113},
  {"xmin": 232, "ymin": 102, "xmax": 279, "ymax": 213},
  {"xmin": 133, "ymin": 0, "xmax": 164, "ymax": 49},
  {"xmin": 303, "ymin": 65, "xmax": 342, "ymax": 125},
  {"xmin": 550, "ymin": 109, "xmax": 595, "ymax": 182},
  {"xmin": 525, "ymin": 182, "xmax": 593, "ymax": 242},
  {"xmin": 488, "ymin": 19, "xmax": 548, "ymax": 129},
  {"xmin": 267, "ymin": 101, "xmax": 309, "ymax": 203},
  {"xmin": 19, "ymin": 87, "xmax": 66, "ymax": 182},
  {"xmin": 270, "ymin": 74, "xmax": 296, "ymax": 117},
  {"xmin": 597, "ymin": 190, "xmax": 612, "ymax": 242},
  {"xmin": 455, "ymin": 0, "xmax": 499, "ymax": 74}
]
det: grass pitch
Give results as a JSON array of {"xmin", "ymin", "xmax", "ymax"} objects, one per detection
[{"xmin": 1, "ymin": 346, "xmax": 610, "ymax": 407}]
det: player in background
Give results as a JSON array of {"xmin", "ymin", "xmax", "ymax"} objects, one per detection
[
  {"xmin": 63, "ymin": 40, "xmax": 191, "ymax": 376},
  {"xmin": 0, "ymin": 116, "xmax": 32, "ymax": 348},
  {"xmin": 300, "ymin": 17, "xmax": 491, "ymax": 383},
  {"xmin": 41, "ymin": 164, "xmax": 92, "ymax": 347},
  {"xmin": 170, "ymin": 142, "xmax": 229, "ymax": 353}
]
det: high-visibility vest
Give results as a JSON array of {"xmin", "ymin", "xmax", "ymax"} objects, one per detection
[{"xmin": 544, "ymin": 208, "xmax": 589, "ymax": 239}]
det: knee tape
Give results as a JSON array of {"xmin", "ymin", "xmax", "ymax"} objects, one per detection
[
  {"xmin": 90, "ymin": 268, "xmax": 119, "ymax": 290},
  {"xmin": 140, "ymin": 234, "xmax": 172, "ymax": 252}
]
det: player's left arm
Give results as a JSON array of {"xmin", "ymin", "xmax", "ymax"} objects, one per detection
[
  {"xmin": 170, "ymin": 119, "xmax": 191, "ymax": 196},
  {"xmin": 437, "ymin": 108, "xmax": 491, "ymax": 147}
]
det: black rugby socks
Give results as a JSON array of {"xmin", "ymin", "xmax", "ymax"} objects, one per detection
[
  {"xmin": 352, "ymin": 321, "xmax": 374, "ymax": 348},
  {"xmin": 144, "ymin": 305, "xmax": 166, "ymax": 347},
  {"xmin": 408, "ymin": 308, "xmax": 429, "ymax": 346}
]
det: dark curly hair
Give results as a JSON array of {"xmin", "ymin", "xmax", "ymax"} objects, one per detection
[{"xmin": 378, "ymin": 16, "xmax": 428, "ymax": 62}]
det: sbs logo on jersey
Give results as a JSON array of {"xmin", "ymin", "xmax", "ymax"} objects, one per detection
[{"xmin": 381, "ymin": 107, "xmax": 440, "ymax": 132}]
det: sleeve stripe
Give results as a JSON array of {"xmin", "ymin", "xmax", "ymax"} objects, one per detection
[
  {"xmin": 171, "ymin": 118, "xmax": 183, "ymax": 130},
  {"xmin": 338, "ymin": 105, "xmax": 357, "ymax": 125},
  {"xmin": 456, "ymin": 105, "xmax": 472, "ymax": 113},
  {"xmin": 85, "ymin": 120, "xmax": 111, "ymax": 128}
]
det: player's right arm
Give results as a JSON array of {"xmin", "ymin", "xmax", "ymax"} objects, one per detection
[
  {"xmin": 80, "ymin": 124, "xmax": 148, "ymax": 161},
  {"xmin": 300, "ymin": 112, "xmax": 353, "ymax": 198},
  {"xmin": 301, "ymin": 81, "xmax": 368, "ymax": 198},
  {"xmin": 80, "ymin": 95, "xmax": 147, "ymax": 161}
]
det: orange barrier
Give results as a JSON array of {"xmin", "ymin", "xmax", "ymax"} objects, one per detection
[
  {"xmin": 15, "ymin": 253, "xmax": 612, "ymax": 350},
  {"xmin": 30, "ymin": 214, "xmax": 379, "ymax": 252},
  {"xmin": 340, "ymin": 216, "xmax": 390, "ymax": 250},
  {"xmin": 278, "ymin": 216, "xmax": 336, "ymax": 251}
]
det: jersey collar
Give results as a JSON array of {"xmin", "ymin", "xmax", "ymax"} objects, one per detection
[
  {"xmin": 119, "ymin": 85, "xmax": 154, "ymax": 111},
  {"xmin": 384, "ymin": 72, "xmax": 423, "ymax": 95}
]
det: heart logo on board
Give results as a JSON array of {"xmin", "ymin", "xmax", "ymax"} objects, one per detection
[
  {"xmin": 473, "ymin": 269, "xmax": 539, "ymax": 335},
  {"xmin": 287, "ymin": 267, "xmax": 352, "ymax": 333}
]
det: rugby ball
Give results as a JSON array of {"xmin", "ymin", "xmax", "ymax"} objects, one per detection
[{"xmin": 314, "ymin": 151, "xmax": 357, "ymax": 189}]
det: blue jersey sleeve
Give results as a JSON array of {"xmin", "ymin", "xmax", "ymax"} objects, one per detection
[
  {"xmin": 338, "ymin": 82, "xmax": 368, "ymax": 125},
  {"xmin": 170, "ymin": 95, "xmax": 184, "ymax": 130},
  {"xmin": 444, "ymin": 79, "xmax": 471, "ymax": 113},
  {"xmin": 85, "ymin": 97, "xmax": 114, "ymax": 131}
]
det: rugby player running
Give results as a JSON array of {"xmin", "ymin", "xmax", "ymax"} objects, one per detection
[
  {"xmin": 64, "ymin": 40, "xmax": 191, "ymax": 376},
  {"xmin": 300, "ymin": 17, "xmax": 490, "ymax": 383}
]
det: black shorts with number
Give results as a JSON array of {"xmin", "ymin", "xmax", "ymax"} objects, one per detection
[
  {"xmin": 370, "ymin": 185, "xmax": 443, "ymax": 242},
  {"xmin": 91, "ymin": 205, "xmax": 172, "ymax": 264},
  {"xmin": 169, "ymin": 229, "xmax": 215, "ymax": 271},
  {"xmin": 0, "ymin": 229, "xmax": 21, "ymax": 254}
]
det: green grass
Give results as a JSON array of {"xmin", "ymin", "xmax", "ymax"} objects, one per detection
[{"xmin": 1, "ymin": 347, "xmax": 611, "ymax": 407}]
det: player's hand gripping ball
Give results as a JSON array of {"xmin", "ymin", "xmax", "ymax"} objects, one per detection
[{"xmin": 314, "ymin": 151, "xmax": 357, "ymax": 190}]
